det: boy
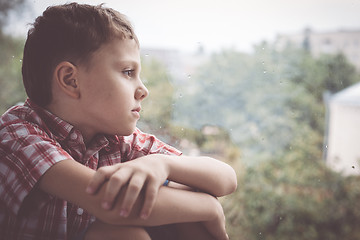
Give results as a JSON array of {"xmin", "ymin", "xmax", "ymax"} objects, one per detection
[{"xmin": 0, "ymin": 3, "xmax": 237, "ymax": 240}]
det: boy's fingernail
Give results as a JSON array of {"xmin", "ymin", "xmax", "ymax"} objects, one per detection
[
  {"xmin": 140, "ymin": 212, "xmax": 148, "ymax": 219},
  {"xmin": 120, "ymin": 209, "xmax": 128, "ymax": 217},
  {"xmin": 102, "ymin": 202, "xmax": 110, "ymax": 210},
  {"xmin": 86, "ymin": 187, "xmax": 93, "ymax": 194}
]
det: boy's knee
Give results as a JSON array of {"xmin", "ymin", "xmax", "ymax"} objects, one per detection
[
  {"xmin": 146, "ymin": 225, "xmax": 178, "ymax": 240},
  {"xmin": 126, "ymin": 227, "xmax": 152, "ymax": 240}
]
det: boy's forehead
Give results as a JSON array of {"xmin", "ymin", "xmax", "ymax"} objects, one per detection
[{"xmin": 92, "ymin": 38, "xmax": 140, "ymax": 62}]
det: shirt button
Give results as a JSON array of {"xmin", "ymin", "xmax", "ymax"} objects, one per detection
[
  {"xmin": 70, "ymin": 133, "xmax": 77, "ymax": 140},
  {"xmin": 77, "ymin": 208, "xmax": 84, "ymax": 215}
]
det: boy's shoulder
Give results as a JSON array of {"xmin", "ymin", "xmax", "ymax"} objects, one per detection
[
  {"xmin": 0, "ymin": 100, "xmax": 64, "ymax": 152},
  {"xmin": 1, "ymin": 100, "xmax": 45, "ymax": 133},
  {"xmin": 1, "ymin": 102, "xmax": 35, "ymax": 134}
]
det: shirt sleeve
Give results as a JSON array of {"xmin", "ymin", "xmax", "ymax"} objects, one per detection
[
  {"xmin": 0, "ymin": 122, "xmax": 72, "ymax": 216},
  {"xmin": 120, "ymin": 128, "xmax": 182, "ymax": 161}
]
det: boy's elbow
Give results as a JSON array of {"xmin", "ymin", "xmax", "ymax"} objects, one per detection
[
  {"xmin": 216, "ymin": 167, "xmax": 238, "ymax": 197},
  {"xmin": 228, "ymin": 170, "xmax": 238, "ymax": 193},
  {"xmin": 224, "ymin": 168, "xmax": 238, "ymax": 195}
]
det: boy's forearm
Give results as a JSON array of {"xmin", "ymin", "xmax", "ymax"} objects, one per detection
[
  {"xmin": 161, "ymin": 155, "xmax": 237, "ymax": 197},
  {"xmin": 39, "ymin": 159, "xmax": 219, "ymax": 227},
  {"xmin": 101, "ymin": 186, "xmax": 219, "ymax": 226}
]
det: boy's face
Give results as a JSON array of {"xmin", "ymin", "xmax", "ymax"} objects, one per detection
[{"xmin": 76, "ymin": 38, "xmax": 148, "ymax": 140}]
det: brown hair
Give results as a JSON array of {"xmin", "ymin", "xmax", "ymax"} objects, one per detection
[{"xmin": 22, "ymin": 2, "xmax": 139, "ymax": 107}]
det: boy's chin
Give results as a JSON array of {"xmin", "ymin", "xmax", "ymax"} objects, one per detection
[{"xmin": 115, "ymin": 126, "xmax": 136, "ymax": 137}]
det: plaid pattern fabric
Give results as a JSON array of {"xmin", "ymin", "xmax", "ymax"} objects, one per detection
[{"xmin": 0, "ymin": 99, "xmax": 181, "ymax": 240}]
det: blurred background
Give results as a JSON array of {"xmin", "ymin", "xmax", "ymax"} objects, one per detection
[{"xmin": 1, "ymin": 0, "xmax": 360, "ymax": 239}]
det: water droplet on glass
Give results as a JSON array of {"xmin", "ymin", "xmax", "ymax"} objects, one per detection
[
  {"xmin": 159, "ymin": 126, "xmax": 162, "ymax": 129},
  {"xmin": 187, "ymin": 74, "xmax": 191, "ymax": 79},
  {"xmin": 145, "ymin": 54, "xmax": 149, "ymax": 57},
  {"xmin": 19, "ymin": 59, "xmax": 22, "ymax": 62},
  {"xmin": 179, "ymin": 93, "xmax": 183, "ymax": 98},
  {"xmin": 263, "ymin": 71, "xmax": 267, "ymax": 74}
]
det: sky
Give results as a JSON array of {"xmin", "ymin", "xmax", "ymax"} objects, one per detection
[{"xmin": 6, "ymin": 0, "xmax": 360, "ymax": 53}]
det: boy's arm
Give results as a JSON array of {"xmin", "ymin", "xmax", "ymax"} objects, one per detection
[
  {"xmin": 165, "ymin": 155, "xmax": 237, "ymax": 196},
  {"xmin": 86, "ymin": 154, "xmax": 237, "ymax": 219},
  {"xmin": 38, "ymin": 159, "xmax": 227, "ymax": 239},
  {"xmin": 88, "ymin": 154, "xmax": 237, "ymax": 196}
]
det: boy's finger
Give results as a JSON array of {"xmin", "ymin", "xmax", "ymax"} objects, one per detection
[
  {"xmin": 119, "ymin": 173, "xmax": 146, "ymax": 217},
  {"xmin": 140, "ymin": 180, "xmax": 159, "ymax": 219},
  {"xmin": 102, "ymin": 168, "xmax": 132, "ymax": 209},
  {"xmin": 86, "ymin": 165, "xmax": 117, "ymax": 194}
]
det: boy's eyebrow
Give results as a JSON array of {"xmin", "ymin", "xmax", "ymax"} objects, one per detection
[{"xmin": 114, "ymin": 60, "xmax": 140, "ymax": 68}]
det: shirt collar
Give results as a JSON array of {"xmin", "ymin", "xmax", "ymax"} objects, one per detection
[
  {"xmin": 25, "ymin": 99, "xmax": 74, "ymax": 142},
  {"xmin": 25, "ymin": 98, "xmax": 117, "ymax": 151}
]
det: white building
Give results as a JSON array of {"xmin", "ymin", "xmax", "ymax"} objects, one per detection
[
  {"xmin": 275, "ymin": 28, "xmax": 360, "ymax": 71},
  {"xmin": 326, "ymin": 82, "xmax": 360, "ymax": 175}
]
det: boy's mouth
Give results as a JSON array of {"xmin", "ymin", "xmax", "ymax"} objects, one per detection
[
  {"xmin": 132, "ymin": 107, "xmax": 141, "ymax": 113},
  {"xmin": 131, "ymin": 107, "xmax": 141, "ymax": 118}
]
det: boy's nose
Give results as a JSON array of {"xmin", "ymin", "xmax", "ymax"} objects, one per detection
[{"xmin": 135, "ymin": 85, "xmax": 149, "ymax": 100}]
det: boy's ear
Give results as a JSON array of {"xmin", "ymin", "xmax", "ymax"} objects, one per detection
[{"xmin": 54, "ymin": 61, "xmax": 80, "ymax": 99}]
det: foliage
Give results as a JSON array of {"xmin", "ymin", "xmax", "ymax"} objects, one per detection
[
  {"xmin": 0, "ymin": 34, "xmax": 26, "ymax": 114},
  {"xmin": 139, "ymin": 57, "xmax": 175, "ymax": 130},
  {"xmin": 171, "ymin": 43, "xmax": 360, "ymax": 239},
  {"xmin": 0, "ymin": 0, "xmax": 27, "ymax": 114},
  {"xmin": 1, "ymin": 3, "xmax": 360, "ymax": 238},
  {"xmin": 0, "ymin": 0, "xmax": 26, "ymax": 29},
  {"xmin": 223, "ymin": 157, "xmax": 360, "ymax": 240},
  {"xmin": 173, "ymin": 43, "xmax": 360, "ymax": 164}
]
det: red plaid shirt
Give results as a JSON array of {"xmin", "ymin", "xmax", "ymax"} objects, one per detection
[{"xmin": 0, "ymin": 99, "xmax": 181, "ymax": 240}]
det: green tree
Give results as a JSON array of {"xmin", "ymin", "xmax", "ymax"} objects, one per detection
[
  {"xmin": 139, "ymin": 57, "xmax": 175, "ymax": 132},
  {"xmin": 0, "ymin": 34, "xmax": 25, "ymax": 114},
  {"xmin": 0, "ymin": 0, "xmax": 27, "ymax": 114},
  {"xmin": 279, "ymin": 48, "xmax": 360, "ymax": 161},
  {"xmin": 173, "ymin": 46, "xmax": 300, "ymax": 162},
  {"xmin": 224, "ymin": 157, "xmax": 360, "ymax": 240},
  {"xmin": 173, "ymin": 43, "xmax": 360, "ymax": 163},
  {"xmin": 0, "ymin": 0, "xmax": 26, "ymax": 29}
]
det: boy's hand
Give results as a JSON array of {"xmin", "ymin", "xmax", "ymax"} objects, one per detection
[{"xmin": 86, "ymin": 155, "xmax": 169, "ymax": 219}]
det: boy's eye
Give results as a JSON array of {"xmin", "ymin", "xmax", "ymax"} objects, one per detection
[{"xmin": 123, "ymin": 70, "xmax": 134, "ymax": 77}]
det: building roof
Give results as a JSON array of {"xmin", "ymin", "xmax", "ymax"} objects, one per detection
[{"xmin": 331, "ymin": 82, "xmax": 360, "ymax": 105}]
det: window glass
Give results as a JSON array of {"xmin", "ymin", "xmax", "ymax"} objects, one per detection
[{"xmin": 1, "ymin": 0, "xmax": 360, "ymax": 238}]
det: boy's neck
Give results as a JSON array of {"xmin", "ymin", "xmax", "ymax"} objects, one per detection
[{"xmin": 46, "ymin": 100, "xmax": 96, "ymax": 145}]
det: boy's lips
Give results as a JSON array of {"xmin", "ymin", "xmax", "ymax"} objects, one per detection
[
  {"xmin": 132, "ymin": 107, "xmax": 141, "ymax": 112},
  {"xmin": 132, "ymin": 107, "xmax": 141, "ymax": 118}
]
